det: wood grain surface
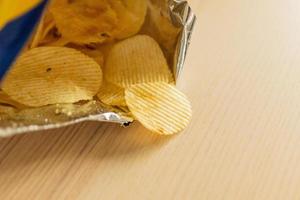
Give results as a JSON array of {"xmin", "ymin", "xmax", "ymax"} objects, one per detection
[{"xmin": 1, "ymin": 0, "xmax": 300, "ymax": 199}]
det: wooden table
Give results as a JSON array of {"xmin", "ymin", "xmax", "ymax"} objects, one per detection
[{"xmin": 1, "ymin": 0, "xmax": 300, "ymax": 199}]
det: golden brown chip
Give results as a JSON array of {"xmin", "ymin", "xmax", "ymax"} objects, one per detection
[
  {"xmin": 147, "ymin": 2, "xmax": 180, "ymax": 51},
  {"xmin": 41, "ymin": 11, "xmax": 56, "ymax": 38},
  {"xmin": 97, "ymin": 81, "xmax": 126, "ymax": 106},
  {"xmin": 38, "ymin": 29, "xmax": 69, "ymax": 47},
  {"xmin": 105, "ymin": 35, "xmax": 173, "ymax": 88},
  {"xmin": 49, "ymin": 0, "xmax": 69, "ymax": 8},
  {"xmin": 90, "ymin": 42, "xmax": 114, "ymax": 60},
  {"xmin": 30, "ymin": 14, "xmax": 45, "ymax": 48},
  {"xmin": 73, "ymin": 46, "xmax": 105, "ymax": 66},
  {"xmin": 0, "ymin": 90, "xmax": 26, "ymax": 109},
  {"xmin": 29, "ymin": 10, "xmax": 57, "ymax": 48},
  {"xmin": 125, "ymin": 82, "xmax": 192, "ymax": 135},
  {"xmin": 49, "ymin": 0, "xmax": 147, "ymax": 44},
  {"xmin": 111, "ymin": 0, "xmax": 147, "ymax": 39},
  {"xmin": 148, "ymin": 0, "xmax": 168, "ymax": 9},
  {"xmin": 0, "ymin": 105, "xmax": 15, "ymax": 118},
  {"xmin": 2, "ymin": 47, "xmax": 103, "ymax": 107},
  {"xmin": 50, "ymin": 1, "xmax": 118, "ymax": 44}
]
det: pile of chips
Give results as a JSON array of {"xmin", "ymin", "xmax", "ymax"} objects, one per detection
[{"xmin": 0, "ymin": 0, "xmax": 192, "ymax": 135}]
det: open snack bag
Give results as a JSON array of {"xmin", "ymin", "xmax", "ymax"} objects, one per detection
[{"xmin": 0, "ymin": 0, "xmax": 196, "ymax": 136}]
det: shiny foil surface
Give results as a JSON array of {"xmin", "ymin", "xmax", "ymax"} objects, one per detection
[{"xmin": 0, "ymin": 0, "xmax": 196, "ymax": 136}]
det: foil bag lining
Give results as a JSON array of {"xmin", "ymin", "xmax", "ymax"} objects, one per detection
[{"xmin": 0, "ymin": 0, "xmax": 196, "ymax": 137}]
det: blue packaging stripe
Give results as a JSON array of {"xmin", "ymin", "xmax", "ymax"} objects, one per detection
[{"xmin": 0, "ymin": 0, "xmax": 48, "ymax": 80}]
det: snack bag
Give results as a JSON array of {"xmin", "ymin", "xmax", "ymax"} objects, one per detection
[
  {"xmin": 0, "ymin": 0, "xmax": 47, "ymax": 78},
  {"xmin": 0, "ymin": 0, "xmax": 196, "ymax": 136}
]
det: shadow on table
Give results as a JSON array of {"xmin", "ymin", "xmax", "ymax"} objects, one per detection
[{"xmin": 0, "ymin": 122, "xmax": 172, "ymax": 173}]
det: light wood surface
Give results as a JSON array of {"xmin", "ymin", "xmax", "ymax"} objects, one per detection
[{"xmin": 2, "ymin": 0, "xmax": 300, "ymax": 199}]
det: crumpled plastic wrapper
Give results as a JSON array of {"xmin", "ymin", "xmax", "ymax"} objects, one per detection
[{"xmin": 0, "ymin": 0, "xmax": 196, "ymax": 137}]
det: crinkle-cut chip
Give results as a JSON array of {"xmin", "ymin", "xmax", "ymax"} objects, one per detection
[
  {"xmin": 105, "ymin": 35, "xmax": 173, "ymax": 88},
  {"xmin": 97, "ymin": 81, "xmax": 126, "ymax": 106},
  {"xmin": 116, "ymin": 106, "xmax": 131, "ymax": 114},
  {"xmin": 50, "ymin": 1, "xmax": 117, "ymax": 44},
  {"xmin": 2, "ymin": 47, "xmax": 103, "ymax": 107},
  {"xmin": 169, "ymin": 81, "xmax": 176, "ymax": 86},
  {"xmin": 111, "ymin": 0, "xmax": 147, "ymax": 39},
  {"xmin": 125, "ymin": 82, "xmax": 192, "ymax": 135}
]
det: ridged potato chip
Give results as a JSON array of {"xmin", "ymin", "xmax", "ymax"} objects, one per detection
[
  {"xmin": 105, "ymin": 35, "xmax": 173, "ymax": 88},
  {"xmin": 2, "ymin": 47, "xmax": 103, "ymax": 107},
  {"xmin": 125, "ymin": 82, "xmax": 192, "ymax": 135},
  {"xmin": 97, "ymin": 81, "xmax": 126, "ymax": 106}
]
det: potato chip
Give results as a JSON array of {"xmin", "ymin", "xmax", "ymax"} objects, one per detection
[
  {"xmin": 2, "ymin": 47, "xmax": 102, "ymax": 107},
  {"xmin": 148, "ymin": 0, "xmax": 168, "ymax": 9},
  {"xmin": 0, "ymin": 90, "xmax": 26, "ymax": 109},
  {"xmin": 50, "ymin": 1, "xmax": 118, "ymax": 44},
  {"xmin": 111, "ymin": 0, "xmax": 147, "ymax": 39},
  {"xmin": 49, "ymin": 0, "xmax": 69, "ymax": 8},
  {"xmin": 97, "ymin": 81, "xmax": 126, "ymax": 106},
  {"xmin": 147, "ymin": 2, "xmax": 180, "ymax": 51},
  {"xmin": 38, "ymin": 27, "xmax": 69, "ymax": 47},
  {"xmin": 49, "ymin": 0, "xmax": 147, "ymax": 44},
  {"xmin": 116, "ymin": 105, "xmax": 131, "ymax": 114},
  {"xmin": 95, "ymin": 42, "xmax": 114, "ymax": 58},
  {"xmin": 70, "ymin": 45, "xmax": 105, "ymax": 66},
  {"xmin": 41, "ymin": 11, "xmax": 56, "ymax": 38},
  {"xmin": 0, "ymin": 105, "xmax": 15, "ymax": 118},
  {"xmin": 125, "ymin": 82, "xmax": 192, "ymax": 135},
  {"xmin": 30, "ymin": 14, "xmax": 45, "ymax": 48},
  {"xmin": 105, "ymin": 35, "xmax": 173, "ymax": 88},
  {"xmin": 29, "ymin": 10, "xmax": 57, "ymax": 48},
  {"xmin": 34, "ymin": 22, "xmax": 66, "ymax": 47},
  {"xmin": 85, "ymin": 50, "xmax": 105, "ymax": 67}
]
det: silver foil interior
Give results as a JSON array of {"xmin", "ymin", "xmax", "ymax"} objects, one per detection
[{"xmin": 0, "ymin": 0, "xmax": 196, "ymax": 137}]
